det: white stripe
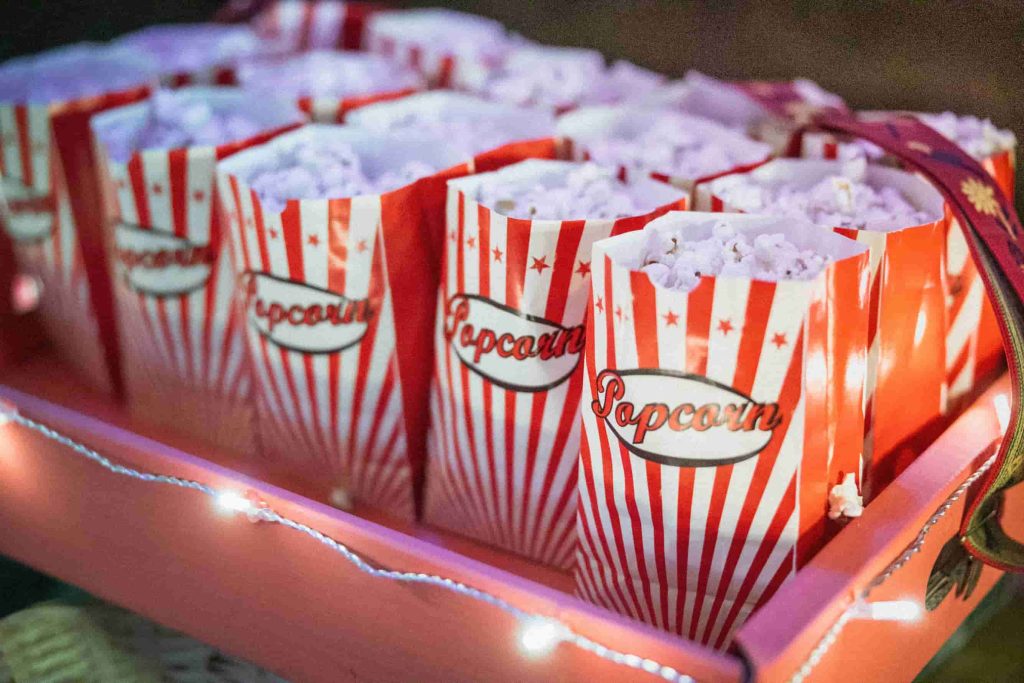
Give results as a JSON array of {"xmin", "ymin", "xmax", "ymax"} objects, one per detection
[{"xmin": 28, "ymin": 105, "xmax": 51, "ymax": 195}]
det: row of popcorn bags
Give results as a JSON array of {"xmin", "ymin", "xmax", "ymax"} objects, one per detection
[
  {"xmin": 425, "ymin": 160, "xmax": 687, "ymax": 568},
  {"xmin": 578, "ymin": 211, "xmax": 870, "ymax": 649},
  {"xmin": 0, "ymin": 43, "xmax": 158, "ymax": 397},
  {"xmin": 694, "ymin": 158, "xmax": 947, "ymax": 497},
  {"xmin": 212, "ymin": 93, "xmax": 558, "ymax": 518},
  {"xmin": 798, "ymin": 114, "xmax": 1017, "ymax": 410},
  {"xmin": 91, "ymin": 87, "xmax": 305, "ymax": 455}
]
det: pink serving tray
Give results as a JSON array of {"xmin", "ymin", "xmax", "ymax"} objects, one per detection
[{"xmin": 0, "ymin": 316, "xmax": 1020, "ymax": 683}]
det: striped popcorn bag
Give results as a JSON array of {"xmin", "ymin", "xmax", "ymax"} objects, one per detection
[
  {"xmin": 364, "ymin": 9, "xmax": 509, "ymax": 88},
  {"xmin": 344, "ymin": 91, "xmax": 559, "ymax": 174},
  {"xmin": 425, "ymin": 160, "xmax": 687, "ymax": 568},
  {"xmin": 115, "ymin": 24, "xmax": 262, "ymax": 88},
  {"xmin": 236, "ymin": 51, "xmax": 425, "ymax": 124},
  {"xmin": 91, "ymin": 87, "xmax": 304, "ymax": 454},
  {"xmin": 577, "ymin": 211, "xmax": 869, "ymax": 649},
  {"xmin": 798, "ymin": 116, "xmax": 1015, "ymax": 406},
  {"xmin": 556, "ymin": 105, "xmax": 773, "ymax": 201},
  {"xmin": 252, "ymin": 0, "xmax": 377, "ymax": 52},
  {"xmin": 696, "ymin": 158, "xmax": 948, "ymax": 497},
  {"xmin": 217, "ymin": 125, "xmax": 467, "ymax": 518},
  {"xmin": 0, "ymin": 45, "xmax": 157, "ymax": 396}
]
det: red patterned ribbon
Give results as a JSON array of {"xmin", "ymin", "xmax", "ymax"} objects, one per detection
[{"xmin": 737, "ymin": 80, "xmax": 1024, "ymax": 570}]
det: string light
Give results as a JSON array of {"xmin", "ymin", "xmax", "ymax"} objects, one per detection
[
  {"xmin": 789, "ymin": 450, "xmax": 998, "ymax": 683},
  {"xmin": 0, "ymin": 406, "xmax": 696, "ymax": 683},
  {"xmin": 850, "ymin": 599, "xmax": 922, "ymax": 623},
  {"xmin": 215, "ymin": 490, "xmax": 256, "ymax": 515},
  {"xmin": 0, "ymin": 399, "xmax": 16, "ymax": 426},
  {"xmin": 518, "ymin": 617, "xmax": 568, "ymax": 657}
]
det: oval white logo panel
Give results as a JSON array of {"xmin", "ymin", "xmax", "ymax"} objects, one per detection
[
  {"xmin": 444, "ymin": 293, "xmax": 585, "ymax": 393},
  {"xmin": 114, "ymin": 222, "xmax": 213, "ymax": 296},
  {"xmin": 592, "ymin": 368, "xmax": 785, "ymax": 467},
  {"xmin": 242, "ymin": 271, "xmax": 374, "ymax": 354},
  {"xmin": 1, "ymin": 177, "xmax": 54, "ymax": 243}
]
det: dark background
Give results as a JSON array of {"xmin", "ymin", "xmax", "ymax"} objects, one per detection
[{"xmin": 1, "ymin": 2, "xmax": 1022, "ymax": 680}]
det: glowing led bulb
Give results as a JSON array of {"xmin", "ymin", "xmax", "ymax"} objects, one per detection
[
  {"xmin": 216, "ymin": 490, "xmax": 255, "ymax": 515},
  {"xmin": 853, "ymin": 599, "xmax": 922, "ymax": 623},
  {"xmin": 518, "ymin": 617, "xmax": 566, "ymax": 658},
  {"xmin": 0, "ymin": 399, "xmax": 17, "ymax": 426}
]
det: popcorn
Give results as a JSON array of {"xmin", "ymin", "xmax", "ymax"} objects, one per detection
[
  {"xmin": 98, "ymin": 89, "xmax": 265, "ymax": 162},
  {"xmin": 828, "ymin": 473, "xmax": 864, "ymax": 520},
  {"xmin": 242, "ymin": 137, "xmax": 435, "ymax": 211},
  {"xmin": 582, "ymin": 110, "xmax": 772, "ymax": 181},
  {"xmin": 344, "ymin": 91, "xmax": 556, "ymax": 159},
  {"xmin": 366, "ymin": 9, "xmax": 510, "ymax": 71},
  {"xmin": 237, "ymin": 51, "xmax": 423, "ymax": 98},
  {"xmin": 916, "ymin": 112, "xmax": 1016, "ymax": 159},
  {"xmin": 710, "ymin": 159, "xmax": 932, "ymax": 231},
  {"xmin": 0, "ymin": 43, "xmax": 156, "ymax": 104},
  {"xmin": 472, "ymin": 43, "xmax": 663, "ymax": 110},
  {"xmin": 116, "ymin": 24, "xmax": 261, "ymax": 74},
  {"xmin": 475, "ymin": 163, "xmax": 647, "ymax": 220},
  {"xmin": 638, "ymin": 217, "xmax": 831, "ymax": 291}
]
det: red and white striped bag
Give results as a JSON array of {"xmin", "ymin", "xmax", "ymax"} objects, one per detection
[
  {"xmin": 0, "ymin": 47, "xmax": 156, "ymax": 396},
  {"xmin": 555, "ymin": 105, "xmax": 773, "ymax": 202},
  {"xmin": 696, "ymin": 159, "xmax": 948, "ymax": 497},
  {"xmin": 799, "ymin": 121, "xmax": 1016, "ymax": 407},
  {"xmin": 364, "ymin": 9, "xmax": 509, "ymax": 88},
  {"xmin": 425, "ymin": 160, "xmax": 687, "ymax": 568},
  {"xmin": 235, "ymin": 52, "xmax": 425, "ymax": 124},
  {"xmin": 252, "ymin": 0, "xmax": 376, "ymax": 52},
  {"xmin": 91, "ymin": 88, "xmax": 304, "ymax": 454},
  {"xmin": 577, "ymin": 211, "xmax": 869, "ymax": 649},
  {"xmin": 217, "ymin": 125, "xmax": 468, "ymax": 517}
]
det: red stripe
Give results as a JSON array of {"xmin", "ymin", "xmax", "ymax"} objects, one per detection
[
  {"xmin": 476, "ymin": 204, "xmax": 504, "ymax": 543},
  {"xmin": 456, "ymin": 195, "xmax": 499, "ymax": 542},
  {"xmin": 128, "ymin": 155, "xmax": 152, "ymax": 227},
  {"xmin": 327, "ymin": 198, "xmax": 350, "ymax": 460},
  {"xmin": 14, "ymin": 106, "xmax": 33, "ymax": 187},
  {"xmin": 280, "ymin": 202, "xmax": 305, "ymax": 281},
  {"xmin": 704, "ymin": 331, "xmax": 805, "ymax": 640},
  {"xmin": 504, "ymin": 218, "xmax": 531, "ymax": 310},
  {"xmin": 168, "ymin": 149, "xmax": 188, "ymax": 237},
  {"xmin": 298, "ymin": 0, "xmax": 316, "ymax": 49},
  {"xmin": 599, "ymin": 255, "xmax": 651, "ymax": 619},
  {"xmin": 251, "ymin": 189, "xmax": 271, "ymax": 270},
  {"xmin": 730, "ymin": 281, "xmax": 777, "ymax": 396},
  {"xmin": 686, "ymin": 279, "xmax": 715, "ymax": 375},
  {"xmin": 713, "ymin": 482, "xmax": 797, "ymax": 649},
  {"xmin": 629, "ymin": 270, "xmax": 669, "ymax": 627}
]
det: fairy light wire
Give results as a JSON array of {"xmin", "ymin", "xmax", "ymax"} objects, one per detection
[
  {"xmin": 788, "ymin": 451, "xmax": 999, "ymax": 683},
  {"xmin": 0, "ymin": 408, "xmax": 695, "ymax": 683}
]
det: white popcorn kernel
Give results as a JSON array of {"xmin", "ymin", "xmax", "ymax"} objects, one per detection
[
  {"xmin": 712, "ymin": 164, "xmax": 931, "ymax": 232},
  {"xmin": 117, "ymin": 24, "xmax": 261, "ymax": 74},
  {"xmin": 584, "ymin": 111, "xmax": 770, "ymax": 182},
  {"xmin": 638, "ymin": 219, "xmax": 831, "ymax": 292},
  {"xmin": 242, "ymin": 137, "xmax": 435, "ymax": 212},
  {"xmin": 0, "ymin": 43, "xmax": 157, "ymax": 105},
  {"xmin": 476, "ymin": 163, "xmax": 647, "ymax": 220},
  {"xmin": 102, "ymin": 89, "xmax": 271, "ymax": 161},
  {"xmin": 237, "ymin": 50, "xmax": 423, "ymax": 99},
  {"xmin": 473, "ymin": 43, "xmax": 663, "ymax": 110},
  {"xmin": 916, "ymin": 111, "xmax": 1016, "ymax": 160},
  {"xmin": 827, "ymin": 472, "xmax": 864, "ymax": 520}
]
